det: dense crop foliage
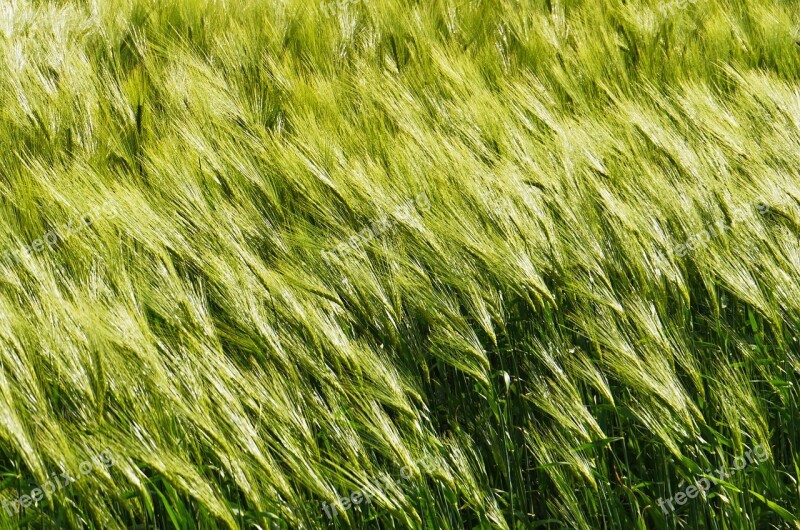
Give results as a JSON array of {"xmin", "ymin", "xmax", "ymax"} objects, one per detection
[{"xmin": 0, "ymin": 0, "xmax": 799, "ymax": 528}]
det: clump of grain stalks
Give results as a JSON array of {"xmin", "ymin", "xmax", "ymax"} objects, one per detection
[{"xmin": 0, "ymin": 0, "xmax": 798, "ymax": 528}]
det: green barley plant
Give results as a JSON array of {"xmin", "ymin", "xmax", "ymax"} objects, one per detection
[{"xmin": 0, "ymin": 0, "xmax": 798, "ymax": 528}]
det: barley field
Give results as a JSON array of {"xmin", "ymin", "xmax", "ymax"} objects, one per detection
[{"xmin": 0, "ymin": 0, "xmax": 799, "ymax": 528}]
